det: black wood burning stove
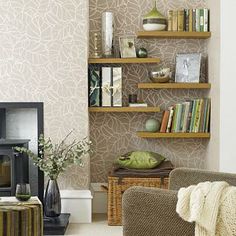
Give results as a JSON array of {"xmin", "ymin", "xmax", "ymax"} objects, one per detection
[{"xmin": 0, "ymin": 103, "xmax": 44, "ymax": 202}]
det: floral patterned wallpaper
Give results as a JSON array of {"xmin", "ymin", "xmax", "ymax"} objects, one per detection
[
  {"xmin": 89, "ymin": 0, "xmax": 209, "ymax": 182},
  {"xmin": 0, "ymin": 0, "xmax": 89, "ymax": 189}
]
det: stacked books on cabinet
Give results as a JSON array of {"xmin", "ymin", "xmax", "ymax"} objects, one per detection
[
  {"xmin": 160, "ymin": 98, "xmax": 211, "ymax": 133},
  {"xmin": 167, "ymin": 9, "xmax": 210, "ymax": 32},
  {"xmin": 89, "ymin": 67, "xmax": 122, "ymax": 107}
]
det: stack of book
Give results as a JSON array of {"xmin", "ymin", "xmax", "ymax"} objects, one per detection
[
  {"xmin": 160, "ymin": 98, "xmax": 211, "ymax": 133},
  {"xmin": 129, "ymin": 102, "xmax": 148, "ymax": 107},
  {"xmin": 167, "ymin": 9, "xmax": 210, "ymax": 32}
]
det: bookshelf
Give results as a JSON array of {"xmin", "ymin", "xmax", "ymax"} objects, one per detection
[
  {"xmin": 137, "ymin": 132, "xmax": 211, "ymax": 139},
  {"xmin": 89, "ymin": 107, "xmax": 161, "ymax": 113},
  {"xmin": 138, "ymin": 83, "xmax": 211, "ymax": 89},
  {"xmin": 137, "ymin": 31, "xmax": 211, "ymax": 39},
  {"xmin": 88, "ymin": 58, "xmax": 160, "ymax": 64}
]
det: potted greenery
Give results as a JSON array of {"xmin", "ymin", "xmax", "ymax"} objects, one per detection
[{"xmin": 15, "ymin": 131, "xmax": 91, "ymax": 217}]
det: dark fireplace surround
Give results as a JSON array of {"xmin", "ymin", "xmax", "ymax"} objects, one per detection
[{"xmin": 0, "ymin": 103, "xmax": 44, "ymax": 202}]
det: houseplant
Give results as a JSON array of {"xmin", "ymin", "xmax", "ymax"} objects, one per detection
[{"xmin": 15, "ymin": 131, "xmax": 91, "ymax": 217}]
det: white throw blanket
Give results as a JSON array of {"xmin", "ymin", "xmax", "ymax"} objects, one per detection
[{"xmin": 176, "ymin": 181, "xmax": 236, "ymax": 236}]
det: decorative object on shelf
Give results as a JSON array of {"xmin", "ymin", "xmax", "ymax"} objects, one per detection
[
  {"xmin": 137, "ymin": 48, "xmax": 148, "ymax": 58},
  {"xmin": 129, "ymin": 94, "xmax": 138, "ymax": 103},
  {"xmin": 15, "ymin": 183, "xmax": 31, "ymax": 201},
  {"xmin": 143, "ymin": 1, "xmax": 167, "ymax": 31},
  {"xmin": 15, "ymin": 131, "xmax": 91, "ymax": 217},
  {"xmin": 145, "ymin": 118, "xmax": 160, "ymax": 132},
  {"xmin": 113, "ymin": 67, "xmax": 122, "ymax": 106},
  {"xmin": 89, "ymin": 68, "xmax": 101, "ymax": 107},
  {"xmin": 101, "ymin": 67, "xmax": 123, "ymax": 107},
  {"xmin": 102, "ymin": 12, "xmax": 114, "ymax": 57},
  {"xmin": 119, "ymin": 36, "xmax": 136, "ymax": 58},
  {"xmin": 102, "ymin": 67, "xmax": 112, "ymax": 106},
  {"xmin": 175, "ymin": 53, "xmax": 201, "ymax": 83},
  {"xmin": 149, "ymin": 67, "xmax": 171, "ymax": 83},
  {"xmin": 92, "ymin": 33, "xmax": 101, "ymax": 58}
]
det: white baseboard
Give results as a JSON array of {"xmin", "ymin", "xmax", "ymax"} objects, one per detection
[
  {"xmin": 60, "ymin": 190, "xmax": 93, "ymax": 223},
  {"xmin": 91, "ymin": 183, "xmax": 108, "ymax": 214}
]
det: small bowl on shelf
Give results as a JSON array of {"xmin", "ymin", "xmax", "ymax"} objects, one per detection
[{"xmin": 149, "ymin": 68, "xmax": 171, "ymax": 83}]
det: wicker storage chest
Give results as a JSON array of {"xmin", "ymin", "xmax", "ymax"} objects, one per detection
[{"xmin": 108, "ymin": 176, "xmax": 169, "ymax": 226}]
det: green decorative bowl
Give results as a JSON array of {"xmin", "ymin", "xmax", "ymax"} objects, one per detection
[{"xmin": 143, "ymin": 2, "xmax": 167, "ymax": 31}]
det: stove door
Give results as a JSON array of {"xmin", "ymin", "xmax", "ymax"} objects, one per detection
[{"xmin": 0, "ymin": 149, "xmax": 14, "ymax": 195}]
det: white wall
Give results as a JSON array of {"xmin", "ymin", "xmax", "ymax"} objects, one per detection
[
  {"xmin": 219, "ymin": 0, "xmax": 236, "ymax": 173},
  {"xmin": 206, "ymin": 0, "xmax": 221, "ymax": 171},
  {"xmin": 0, "ymin": 0, "xmax": 90, "ymax": 189}
]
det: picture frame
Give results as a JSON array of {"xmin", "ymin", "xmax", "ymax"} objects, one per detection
[
  {"xmin": 119, "ymin": 36, "xmax": 137, "ymax": 58},
  {"xmin": 175, "ymin": 53, "xmax": 202, "ymax": 83}
]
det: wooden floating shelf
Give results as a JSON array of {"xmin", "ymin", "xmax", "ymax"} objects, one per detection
[
  {"xmin": 137, "ymin": 31, "xmax": 211, "ymax": 39},
  {"xmin": 138, "ymin": 83, "xmax": 211, "ymax": 89},
  {"xmin": 89, "ymin": 107, "xmax": 161, "ymax": 113},
  {"xmin": 137, "ymin": 132, "xmax": 211, "ymax": 139},
  {"xmin": 88, "ymin": 58, "xmax": 160, "ymax": 64}
]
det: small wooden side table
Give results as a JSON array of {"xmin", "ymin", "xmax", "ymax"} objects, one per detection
[{"xmin": 0, "ymin": 196, "xmax": 43, "ymax": 236}]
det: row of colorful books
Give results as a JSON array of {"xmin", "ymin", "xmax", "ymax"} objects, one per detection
[
  {"xmin": 160, "ymin": 98, "xmax": 211, "ymax": 133},
  {"xmin": 167, "ymin": 9, "xmax": 210, "ymax": 32}
]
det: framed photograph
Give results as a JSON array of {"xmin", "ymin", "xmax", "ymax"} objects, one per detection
[
  {"xmin": 119, "ymin": 36, "xmax": 137, "ymax": 58},
  {"xmin": 175, "ymin": 53, "xmax": 202, "ymax": 83}
]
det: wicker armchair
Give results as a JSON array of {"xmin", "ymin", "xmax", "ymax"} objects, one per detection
[{"xmin": 122, "ymin": 168, "xmax": 236, "ymax": 236}]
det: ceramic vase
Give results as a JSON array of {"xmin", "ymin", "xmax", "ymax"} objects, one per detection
[
  {"xmin": 143, "ymin": 1, "xmax": 167, "ymax": 31},
  {"xmin": 44, "ymin": 179, "xmax": 61, "ymax": 217},
  {"xmin": 102, "ymin": 12, "xmax": 114, "ymax": 57}
]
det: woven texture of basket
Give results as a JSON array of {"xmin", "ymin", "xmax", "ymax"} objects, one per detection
[{"xmin": 108, "ymin": 176, "xmax": 169, "ymax": 226}]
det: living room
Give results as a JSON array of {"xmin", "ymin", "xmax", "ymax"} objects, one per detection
[{"xmin": 0, "ymin": 0, "xmax": 235, "ymax": 235}]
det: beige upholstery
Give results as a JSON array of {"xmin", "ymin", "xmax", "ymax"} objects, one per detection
[{"xmin": 122, "ymin": 168, "xmax": 236, "ymax": 236}]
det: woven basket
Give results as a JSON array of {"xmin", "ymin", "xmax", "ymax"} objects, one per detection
[{"xmin": 108, "ymin": 176, "xmax": 169, "ymax": 226}]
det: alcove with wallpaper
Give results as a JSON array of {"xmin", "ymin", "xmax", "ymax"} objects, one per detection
[{"xmin": 89, "ymin": 0, "xmax": 212, "ymax": 183}]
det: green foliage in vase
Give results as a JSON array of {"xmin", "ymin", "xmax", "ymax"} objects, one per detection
[{"xmin": 15, "ymin": 131, "xmax": 91, "ymax": 180}]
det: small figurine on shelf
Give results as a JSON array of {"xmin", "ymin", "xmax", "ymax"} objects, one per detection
[
  {"xmin": 137, "ymin": 48, "xmax": 148, "ymax": 58},
  {"xmin": 92, "ymin": 33, "xmax": 101, "ymax": 58}
]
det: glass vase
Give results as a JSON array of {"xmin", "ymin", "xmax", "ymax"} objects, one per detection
[{"xmin": 44, "ymin": 179, "xmax": 61, "ymax": 217}]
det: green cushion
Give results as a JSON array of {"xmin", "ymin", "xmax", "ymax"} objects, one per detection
[{"xmin": 115, "ymin": 151, "xmax": 166, "ymax": 169}]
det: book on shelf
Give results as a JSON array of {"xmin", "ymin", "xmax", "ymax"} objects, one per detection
[
  {"xmin": 160, "ymin": 110, "xmax": 170, "ymax": 133},
  {"xmin": 129, "ymin": 103, "xmax": 148, "ymax": 107},
  {"xmin": 167, "ymin": 10, "xmax": 173, "ymax": 31},
  {"xmin": 167, "ymin": 8, "xmax": 210, "ymax": 32},
  {"xmin": 177, "ymin": 10, "xmax": 185, "ymax": 31},
  {"xmin": 172, "ymin": 11, "xmax": 178, "ymax": 31},
  {"xmin": 160, "ymin": 98, "xmax": 211, "ymax": 133},
  {"xmin": 166, "ymin": 106, "xmax": 174, "ymax": 133}
]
